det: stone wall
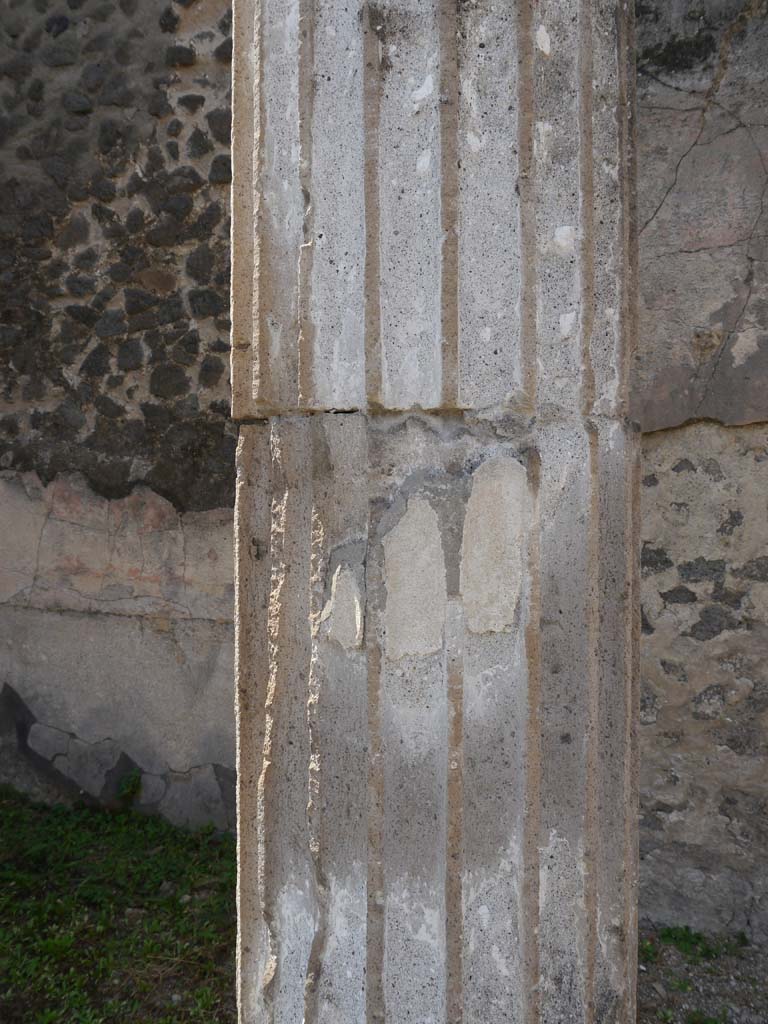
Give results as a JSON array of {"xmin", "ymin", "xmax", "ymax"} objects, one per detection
[
  {"xmin": 0, "ymin": 0, "xmax": 767, "ymax": 937},
  {"xmin": 639, "ymin": 423, "xmax": 768, "ymax": 940},
  {"xmin": 0, "ymin": 470, "xmax": 235, "ymax": 828},
  {"xmin": 0, "ymin": 0, "xmax": 237, "ymax": 825},
  {"xmin": 635, "ymin": 0, "xmax": 768, "ymax": 941},
  {"xmin": 0, "ymin": 0, "xmax": 235, "ymax": 510}
]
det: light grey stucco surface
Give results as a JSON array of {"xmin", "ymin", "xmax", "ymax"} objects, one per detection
[{"xmin": 0, "ymin": 470, "xmax": 235, "ymax": 829}]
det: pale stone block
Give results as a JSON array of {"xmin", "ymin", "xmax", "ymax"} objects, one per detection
[{"xmin": 55, "ymin": 737, "xmax": 121, "ymax": 798}]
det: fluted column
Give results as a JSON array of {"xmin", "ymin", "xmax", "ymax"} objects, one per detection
[{"xmin": 231, "ymin": 2, "xmax": 639, "ymax": 1022}]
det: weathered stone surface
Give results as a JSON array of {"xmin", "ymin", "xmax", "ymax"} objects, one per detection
[
  {"xmin": 0, "ymin": 470, "xmax": 235, "ymax": 823},
  {"xmin": 639, "ymin": 421, "xmax": 768, "ymax": 940},
  {"xmin": 233, "ymin": 1, "xmax": 638, "ymax": 1019},
  {"xmin": 27, "ymin": 723, "xmax": 70, "ymax": 762},
  {"xmin": 235, "ymin": 413, "xmax": 639, "ymax": 1022},
  {"xmin": 633, "ymin": 1, "xmax": 768, "ymax": 430},
  {"xmin": 231, "ymin": 0, "xmax": 632, "ymax": 421},
  {"xmin": 0, "ymin": 603, "xmax": 234, "ymax": 780},
  {"xmin": 0, "ymin": 472, "xmax": 233, "ymax": 620},
  {"xmin": 0, "ymin": 0, "xmax": 762, "ymax": 968},
  {"xmin": 55, "ymin": 737, "xmax": 123, "ymax": 799},
  {"xmin": 0, "ymin": 0, "xmax": 235, "ymax": 513},
  {"xmin": 159, "ymin": 764, "xmax": 230, "ymax": 831}
]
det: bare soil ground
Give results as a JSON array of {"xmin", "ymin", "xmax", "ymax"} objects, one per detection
[{"xmin": 637, "ymin": 926, "xmax": 768, "ymax": 1024}]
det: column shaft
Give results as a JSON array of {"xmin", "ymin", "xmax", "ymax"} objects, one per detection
[{"xmin": 231, "ymin": 1, "xmax": 639, "ymax": 1021}]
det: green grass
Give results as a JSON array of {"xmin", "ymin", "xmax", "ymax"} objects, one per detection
[
  {"xmin": 0, "ymin": 785, "xmax": 236, "ymax": 1023},
  {"xmin": 640, "ymin": 936, "xmax": 660, "ymax": 963},
  {"xmin": 669, "ymin": 976, "xmax": 693, "ymax": 993},
  {"xmin": 685, "ymin": 1013, "xmax": 727, "ymax": 1024},
  {"xmin": 659, "ymin": 925, "xmax": 748, "ymax": 963}
]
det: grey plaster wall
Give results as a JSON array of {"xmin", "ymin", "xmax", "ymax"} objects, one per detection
[
  {"xmin": 0, "ymin": 0, "xmax": 766, "ymax": 942},
  {"xmin": 0, "ymin": 470, "xmax": 236, "ymax": 828}
]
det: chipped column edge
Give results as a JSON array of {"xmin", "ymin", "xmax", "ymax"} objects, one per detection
[{"xmin": 234, "ymin": 425, "xmax": 270, "ymax": 1022}]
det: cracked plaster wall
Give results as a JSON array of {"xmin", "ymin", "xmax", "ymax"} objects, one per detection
[
  {"xmin": 0, "ymin": 0, "xmax": 766, "ymax": 939},
  {"xmin": 0, "ymin": 469, "xmax": 235, "ymax": 828},
  {"xmin": 635, "ymin": 0, "xmax": 768, "ymax": 941}
]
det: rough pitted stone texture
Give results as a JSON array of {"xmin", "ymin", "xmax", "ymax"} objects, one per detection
[
  {"xmin": 235, "ymin": 414, "xmax": 639, "ymax": 1023},
  {"xmin": 639, "ymin": 422, "xmax": 768, "ymax": 941},
  {"xmin": 231, "ymin": 0, "xmax": 631, "ymax": 420},
  {"xmin": 0, "ymin": 0, "xmax": 236, "ymax": 512},
  {"xmin": 0, "ymin": 0, "xmax": 238, "ymax": 828},
  {"xmin": 233, "ymin": 1, "xmax": 638, "ymax": 1021},
  {"xmin": 630, "ymin": 2, "xmax": 768, "ymax": 939}
]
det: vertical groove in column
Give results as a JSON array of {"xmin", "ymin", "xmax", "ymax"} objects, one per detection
[
  {"xmin": 235, "ymin": 427, "xmax": 270, "ymax": 1021},
  {"xmin": 366, "ymin": 636, "xmax": 385, "ymax": 1024},
  {"xmin": 363, "ymin": 4, "xmax": 383, "ymax": 409},
  {"xmin": 445, "ymin": 606, "xmax": 464, "ymax": 1024},
  {"xmin": 523, "ymin": 449, "xmax": 542, "ymax": 1024},
  {"xmin": 584, "ymin": 426, "xmax": 602, "ymax": 1024},
  {"xmin": 252, "ymin": 0, "xmax": 268, "ymax": 408},
  {"xmin": 304, "ymin": 465, "xmax": 327, "ymax": 1024},
  {"xmin": 517, "ymin": 0, "xmax": 538, "ymax": 410},
  {"xmin": 438, "ymin": 0, "xmax": 460, "ymax": 409},
  {"xmin": 230, "ymin": 0, "xmax": 257, "ymax": 417},
  {"xmin": 578, "ymin": 0, "xmax": 597, "ymax": 415},
  {"xmin": 297, "ymin": 0, "xmax": 316, "ymax": 407}
]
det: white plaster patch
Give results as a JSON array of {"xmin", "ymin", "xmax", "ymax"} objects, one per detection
[
  {"xmin": 411, "ymin": 74, "xmax": 434, "ymax": 104},
  {"xmin": 466, "ymin": 131, "xmax": 482, "ymax": 153},
  {"xmin": 461, "ymin": 457, "xmax": 529, "ymax": 634},
  {"xmin": 536, "ymin": 24, "xmax": 551, "ymax": 55},
  {"xmin": 416, "ymin": 149, "xmax": 432, "ymax": 175},
  {"xmin": 554, "ymin": 225, "xmax": 576, "ymax": 254},
  {"xmin": 730, "ymin": 327, "xmax": 761, "ymax": 367},
  {"xmin": 383, "ymin": 497, "xmax": 446, "ymax": 660},
  {"xmin": 389, "ymin": 885, "xmax": 441, "ymax": 948},
  {"xmin": 560, "ymin": 310, "xmax": 577, "ymax": 338},
  {"xmin": 320, "ymin": 565, "xmax": 364, "ymax": 650},
  {"xmin": 534, "ymin": 120, "xmax": 553, "ymax": 161}
]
